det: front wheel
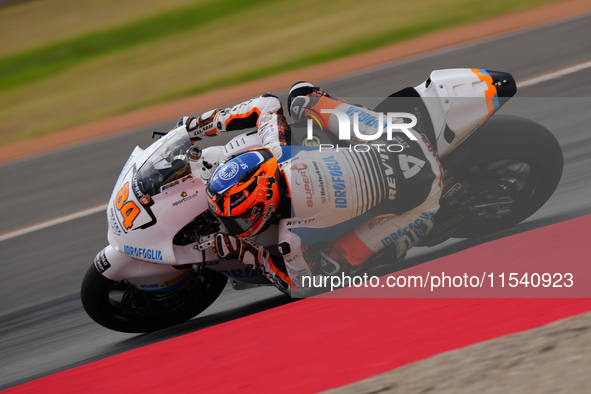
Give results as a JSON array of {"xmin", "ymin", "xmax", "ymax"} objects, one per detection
[{"xmin": 81, "ymin": 264, "xmax": 228, "ymax": 333}]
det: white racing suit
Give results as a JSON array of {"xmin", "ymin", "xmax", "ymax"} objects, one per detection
[{"xmin": 190, "ymin": 88, "xmax": 442, "ymax": 295}]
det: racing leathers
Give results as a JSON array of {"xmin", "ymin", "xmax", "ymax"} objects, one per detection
[
  {"xmin": 191, "ymin": 86, "xmax": 443, "ymax": 295},
  {"xmin": 179, "ymin": 92, "xmax": 292, "ymax": 162}
]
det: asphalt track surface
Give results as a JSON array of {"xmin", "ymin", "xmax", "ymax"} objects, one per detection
[{"xmin": 1, "ymin": 12, "xmax": 591, "ymax": 390}]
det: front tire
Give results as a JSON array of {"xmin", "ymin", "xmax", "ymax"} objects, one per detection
[{"xmin": 81, "ymin": 264, "xmax": 228, "ymax": 333}]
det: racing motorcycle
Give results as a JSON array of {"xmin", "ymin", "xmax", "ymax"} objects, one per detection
[{"xmin": 81, "ymin": 69, "xmax": 563, "ymax": 332}]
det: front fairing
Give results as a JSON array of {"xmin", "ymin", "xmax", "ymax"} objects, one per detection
[{"xmin": 107, "ymin": 127, "xmax": 210, "ymax": 265}]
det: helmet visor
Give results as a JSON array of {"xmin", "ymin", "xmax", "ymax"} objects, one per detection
[{"xmin": 214, "ymin": 203, "xmax": 263, "ymax": 236}]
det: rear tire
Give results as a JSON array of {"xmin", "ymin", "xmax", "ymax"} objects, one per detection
[
  {"xmin": 442, "ymin": 115, "xmax": 563, "ymax": 238},
  {"xmin": 81, "ymin": 264, "xmax": 227, "ymax": 333}
]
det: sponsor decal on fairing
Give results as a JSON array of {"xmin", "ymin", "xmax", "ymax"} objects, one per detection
[
  {"xmin": 94, "ymin": 249, "xmax": 111, "ymax": 273},
  {"xmin": 172, "ymin": 191, "xmax": 199, "ymax": 207},
  {"xmin": 123, "ymin": 245, "xmax": 164, "ymax": 261}
]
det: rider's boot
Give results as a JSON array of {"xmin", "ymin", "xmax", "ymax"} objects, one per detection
[{"xmin": 287, "ymin": 81, "xmax": 343, "ymax": 121}]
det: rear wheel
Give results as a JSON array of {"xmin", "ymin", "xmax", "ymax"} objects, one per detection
[
  {"xmin": 81, "ymin": 264, "xmax": 227, "ymax": 333},
  {"xmin": 440, "ymin": 115, "xmax": 563, "ymax": 238}
]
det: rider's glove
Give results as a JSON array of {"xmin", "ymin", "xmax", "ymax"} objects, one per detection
[
  {"xmin": 198, "ymin": 233, "xmax": 269, "ymax": 270},
  {"xmin": 177, "ymin": 109, "xmax": 221, "ymax": 142}
]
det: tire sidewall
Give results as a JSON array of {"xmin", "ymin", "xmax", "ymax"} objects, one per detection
[{"xmin": 440, "ymin": 115, "xmax": 563, "ymax": 237}]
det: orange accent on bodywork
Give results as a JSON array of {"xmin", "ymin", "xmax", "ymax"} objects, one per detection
[
  {"xmin": 331, "ymin": 230, "xmax": 375, "ymax": 267},
  {"xmin": 471, "ymin": 68, "xmax": 498, "ymax": 118},
  {"xmin": 307, "ymin": 96, "xmax": 344, "ymax": 125},
  {"xmin": 115, "ymin": 183, "xmax": 130, "ymax": 210}
]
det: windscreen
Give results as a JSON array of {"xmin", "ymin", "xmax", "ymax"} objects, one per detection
[{"xmin": 136, "ymin": 130, "xmax": 194, "ymax": 196}]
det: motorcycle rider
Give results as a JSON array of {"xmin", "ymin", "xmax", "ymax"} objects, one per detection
[{"xmin": 186, "ymin": 83, "xmax": 443, "ymax": 295}]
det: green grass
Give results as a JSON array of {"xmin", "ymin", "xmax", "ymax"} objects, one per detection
[
  {"xmin": 0, "ymin": 0, "xmax": 560, "ymax": 146},
  {"xmin": 0, "ymin": 0, "xmax": 273, "ymax": 93},
  {"xmin": 123, "ymin": 7, "xmax": 547, "ymax": 107}
]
